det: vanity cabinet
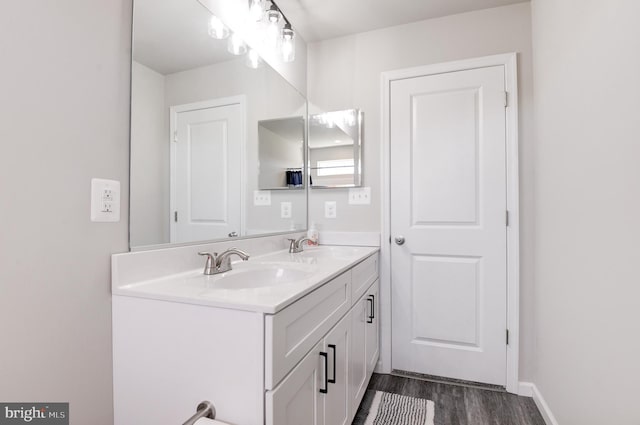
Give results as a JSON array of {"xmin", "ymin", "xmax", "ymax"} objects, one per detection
[
  {"xmin": 266, "ymin": 270, "xmax": 379, "ymax": 425},
  {"xmin": 112, "ymin": 250, "xmax": 379, "ymax": 425}
]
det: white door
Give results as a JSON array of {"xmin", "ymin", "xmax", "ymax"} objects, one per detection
[
  {"xmin": 170, "ymin": 100, "xmax": 243, "ymax": 243},
  {"xmin": 390, "ymin": 66, "xmax": 508, "ymax": 386}
]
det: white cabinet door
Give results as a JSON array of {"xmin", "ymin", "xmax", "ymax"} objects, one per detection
[
  {"xmin": 323, "ymin": 315, "xmax": 350, "ymax": 425},
  {"xmin": 365, "ymin": 281, "xmax": 379, "ymax": 376},
  {"xmin": 266, "ymin": 341, "xmax": 325, "ymax": 425},
  {"xmin": 348, "ymin": 296, "xmax": 367, "ymax": 415}
]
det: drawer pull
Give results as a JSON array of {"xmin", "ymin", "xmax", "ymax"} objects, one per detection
[
  {"xmin": 367, "ymin": 295, "xmax": 375, "ymax": 323},
  {"xmin": 319, "ymin": 352, "xmax": 328, "ymax": 394},
  {"xmin": 328, "ymin": 344, "xmax": 337, "ymax": 384}
]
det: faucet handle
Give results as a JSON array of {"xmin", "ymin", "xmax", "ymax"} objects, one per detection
[{"xmin": 198, "ymin": 252, "xmax": 216, "ymax": 275}]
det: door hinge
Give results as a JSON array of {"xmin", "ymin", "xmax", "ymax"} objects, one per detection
[
  {"xmin": 506, "ymin": 329, "xmax": 510, "ymax": 345},
  {"xmin": 173, "ymin": 131, "xmax": 178, "ymax": 143},
  {"xmin": 506, "ymin": 210, "xmax": 510, "ymax": 227},
  {"xmin": 174, "ymin": 211, "xmax": 178, "ymax": 222},
  {"xmin": 503, "ymin": 91, "xmax": 508, "ymax": 107}
]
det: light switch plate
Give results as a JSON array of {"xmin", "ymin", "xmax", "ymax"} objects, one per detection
[
  {"xmin": 91, "ymin": 178, "xmax": 120, "ymax": 222},
  {"xmin": 280, "ymin": 202, "xmax": 292, "ymax": 218},
  {"xmin": 254, "ymin": 190, "xmax": 271, "ymax": 206},
  {"xmin": 325, "ymin": 201, "xmax": 337, "ymax": 219},
  {"xmin": 348, "ymin": 187, "xmax": 371, "ymax": 205}
]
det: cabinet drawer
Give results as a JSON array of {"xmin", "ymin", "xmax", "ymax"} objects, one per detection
[
  {"xmin": 266, "ymin": 272, "xmax": 351, "ymax": 389},
  {"xmin": 351, "ymin": 254, "xmax": 379, "ymax": 304}
]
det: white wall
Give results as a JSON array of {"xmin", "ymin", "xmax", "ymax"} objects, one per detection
[
  {"xmin": 130, "ymin": 61, "xmax": 169, "ymax": 246},
  {"xmin": 0, "ymin": 1, "xmax": 131, "ymax": 424},
  {"xmin": 307, "ymin": 2, "xmax": 536, "ymax": 380},
  {"xmin": 531, "ymin": 0, "xmax": 640, "ymax": 423}
]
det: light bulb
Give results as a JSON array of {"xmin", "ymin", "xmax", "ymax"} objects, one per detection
[
  {"xmin": 249, "ymin": 0, "xmax": 264, "ymax": 21},
  {"xmin": 266, "ymin": 4, "xmax": 281, "ymax": 23},
  {"xmin": 281, "ymin": 23, "xmax": 295, "ymax": 62},
  {"xmin": 208, "ymin": 15, "xmax": 230, "ymax": 39},
  {"xmin": 227, "ymin": 33, "xmax": 248, "ymax": 55},
  {"xmin": 246, "ymin": 49, "xmax": 262, "ymax": 69}
]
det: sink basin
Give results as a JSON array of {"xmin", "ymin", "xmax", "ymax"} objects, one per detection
[{"xmin": 193, "ymin": 263, "xmax": 316, "ymax": 290}]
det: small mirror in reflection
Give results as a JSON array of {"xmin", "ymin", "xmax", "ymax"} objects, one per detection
[
  {"xmin": 309, "ymin": 109, "xmax": 363, "ymax": 188},
  {"xmin": 258, "ymin": 116, "xmax": 306, "ymax": 190}
]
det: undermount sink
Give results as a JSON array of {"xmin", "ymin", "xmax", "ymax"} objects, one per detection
[{"xmin": 195, "ymin": 263, "xmax": 316, "ymax": 290}]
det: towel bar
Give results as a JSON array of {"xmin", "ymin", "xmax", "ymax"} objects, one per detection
[{"xmin": 182, "ymin": 401, "xmax": 216, "ymax": 425}]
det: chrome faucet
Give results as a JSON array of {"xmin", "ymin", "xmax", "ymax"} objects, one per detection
[
  {"xmin": 198, "ymin": 248, "xmax": 250, "ymax": 275},
  {"xmin": 288, "ymin": 236, "xmax": 314, "ymax": 253}
]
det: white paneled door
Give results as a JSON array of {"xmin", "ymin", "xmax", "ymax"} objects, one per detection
[
  {"xmin": 390, "ymin": 66, "xmax": 507, "ymax": 385},
  {"xmin": 170, "ymin": 99, "xmax": 243, "ymax": 243}
]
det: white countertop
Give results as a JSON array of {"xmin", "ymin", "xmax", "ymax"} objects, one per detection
[{"xmin": 112, "ymin": 245, "xmax": 379, "ymax": 314}]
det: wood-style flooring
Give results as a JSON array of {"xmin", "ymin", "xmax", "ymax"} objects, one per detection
[{"xmin": 351, "ymin": 374, "xmax": 546, "ymax": 425}]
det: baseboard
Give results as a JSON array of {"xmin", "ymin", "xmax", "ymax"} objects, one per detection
[
  {"xmin": 518, "ymin": 381, "xmax": 535, "ymax": 397},
  {"xmin": 519, "ymin": 382, "xmax": 559, "ymax": 425}
]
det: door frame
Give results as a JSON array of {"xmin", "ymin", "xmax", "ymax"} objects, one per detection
[
  {"xmin": 169, "ymin": 95, "xmax": 246, "ymax": 243},
  {"xmin": 379, "ymin": 53, "xmax": 520, "ymax": 393}
]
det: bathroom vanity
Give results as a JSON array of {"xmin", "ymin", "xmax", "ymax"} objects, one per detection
[{"xmin": 112, "ymin": 245, "xmax": 379, "ymax": 425}]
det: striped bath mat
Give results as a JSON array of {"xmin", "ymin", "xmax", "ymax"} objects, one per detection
[{"xmin": 364, "ymin": 391, "xmax": 435, "ymax": 425}]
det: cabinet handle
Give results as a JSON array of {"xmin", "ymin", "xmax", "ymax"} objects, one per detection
[
  {"xmin": 328, "ymin": 344, "xmax": 336, "ymax": 384},
  {"xmin": 367, "ymin": 295, "xmax": 375, "ymax": 323},
  {"xmin": 371, "ymin": 294, "xmax": 375, "ymax": 319},
  {"xmin": 319, "ymin": 352, "xmax": 328, "ymax": 394}
]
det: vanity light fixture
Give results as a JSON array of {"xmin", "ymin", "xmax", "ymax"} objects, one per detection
[
  {"xmin": 207, "ymin": 0, "xmax": 297, "ymax": 66},
  {"xmin": 265, "ymin": 3, "xmax": 282, "ymax": 47},
  {"xmin": 281, "ymin": 23, "xmax": 295, "ymax": 62},
  {"xmin": 228, "ymin": 33, "xmax": 248, "ymax": 55},
  {"xmin": 208, "ymin": 15, "xmax": 230, "ymax": 39},
  {"xmin": 266, "ymin": 3, "xmax": 282, "ymax": 24}
]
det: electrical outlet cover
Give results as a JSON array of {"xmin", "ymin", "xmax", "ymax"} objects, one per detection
[
  {"xmin": 325, "ymin": 201, "xmax": 337, "ymax": 218},
  {"xmin": 91, "ymin": 178, "xmax": 121, "ymax": 222},
  {"xmin": 281, "ymin": 202, "xmax": 292, "ymax": 218}
]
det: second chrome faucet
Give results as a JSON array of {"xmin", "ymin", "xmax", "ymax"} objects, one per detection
[
  {"xmin": 288, "ymin": 236, "xmax": 314, "ymax": 253},
  {"xmin": 198, "ymin": 248, "xmax": 250, "ymax": 275}
]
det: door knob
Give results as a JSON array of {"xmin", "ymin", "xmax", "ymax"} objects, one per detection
[{"xmin": 394, "ymin": 236, "xmax": 405, "ymax": 245}]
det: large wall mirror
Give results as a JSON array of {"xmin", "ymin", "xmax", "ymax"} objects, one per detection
[{"xmin": 129, "ymin": 0, "xmax": 307, "ymax": 249}]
